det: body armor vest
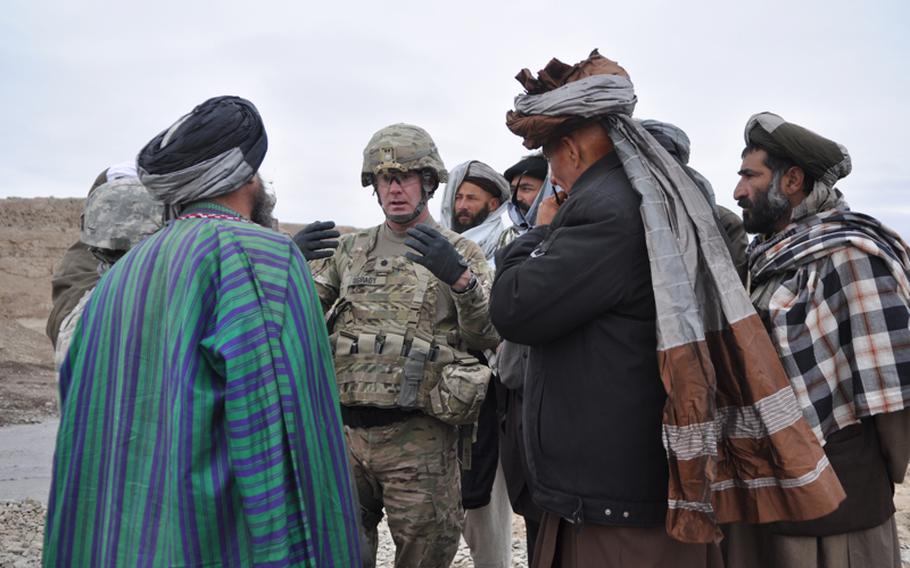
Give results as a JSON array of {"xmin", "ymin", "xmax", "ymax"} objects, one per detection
[{"xmin": 328, "ymin": 227, "xmax": 489, "ymax": 424}]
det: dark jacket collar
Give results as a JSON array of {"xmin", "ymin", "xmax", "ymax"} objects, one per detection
[{"xmin": 568, "ymin": 151, "xmax": 622, "ymax": 198}]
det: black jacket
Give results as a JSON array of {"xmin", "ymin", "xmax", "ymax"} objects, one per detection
[
  {"xmin": 498, "ymin": 373, "xmax": 543, "ymax": 522},
  {"xmin": 490, "ymin": 152, "xmax": 668, "ymax": 527}
]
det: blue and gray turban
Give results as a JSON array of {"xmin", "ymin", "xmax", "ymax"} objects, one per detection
[{"xmin": 137, "ymin": 96, "xmax": 268, "ymax": 206}]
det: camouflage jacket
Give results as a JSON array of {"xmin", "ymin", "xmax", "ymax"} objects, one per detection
[{"xmin": 310, "ymin": 219, "xmax": 499, "ymax": 409}]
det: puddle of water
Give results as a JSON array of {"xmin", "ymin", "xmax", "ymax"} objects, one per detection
[{"xmin": 0, "ymin": 420, "xmax": 58, "ymax": 504}]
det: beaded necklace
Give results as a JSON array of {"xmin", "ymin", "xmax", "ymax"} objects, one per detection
[{"xmin": 177, "ymin": 211, "xmax": 251, "ymax": 223}]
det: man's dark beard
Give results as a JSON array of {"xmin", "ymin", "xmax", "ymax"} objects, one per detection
[
  {"xmin": 250, "ymin": 186, "xmax": 276, "ymax": 228},
  {"xmin": 516, "ymin": 199, "xmax": 531, "ymax": 216},
  {"xmin": 739, "ymin": 175, "xmax": 790, "ymax": 234},
  {"xmin": 451, "ymin": 204, "xmax": 491, "ymax": 234}
]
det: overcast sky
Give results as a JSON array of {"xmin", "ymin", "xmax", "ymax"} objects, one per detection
[{"xmin": 2, "ymin": 0, "xmax": 908, "ymax": 237}]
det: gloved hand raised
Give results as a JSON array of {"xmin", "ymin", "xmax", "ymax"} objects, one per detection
[
  {"xmin": 404, "ymin": 224, "xmax": 469, "ymax": 286},
  {"xmin": 293, "ymin": 220, "xmax": 340, "ymax": 261}
]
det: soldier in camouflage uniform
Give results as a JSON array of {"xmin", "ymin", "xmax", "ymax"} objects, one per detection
[
  {"xmin": 293, "ymin": 124, "xmax": 499, "ymax": 567},
  {"xmin": 47, "ymin": 165, "xmax": 165, "ymax": 368}
]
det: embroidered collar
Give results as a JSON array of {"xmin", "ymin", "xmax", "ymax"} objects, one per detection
[{"xmin": 176, "ymin": 201, "xmax": 251, "ymax": 223}]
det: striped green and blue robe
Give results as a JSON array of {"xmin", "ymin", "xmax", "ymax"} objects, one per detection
[{"xmin": 44, "ymin": 202, "xmax": 361, "ymax": 566}]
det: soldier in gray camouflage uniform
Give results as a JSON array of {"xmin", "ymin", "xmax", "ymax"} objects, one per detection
[
  {"xmin": 47, "ymin": 166, "xmax": 165, "ymax": 369},
  {"xmin": 293, "ymin": 124, "xmax": 499, "ymax": 567}
]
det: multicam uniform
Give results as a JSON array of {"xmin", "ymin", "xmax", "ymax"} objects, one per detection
[{"xmin": 310, "ymin": 218, "xmax": 498, "ymax": 566}]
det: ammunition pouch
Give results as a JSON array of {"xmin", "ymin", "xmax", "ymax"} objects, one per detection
[
  {"xmin": 423, "ymin": 352, "xmax": 490, "ymax": 426},
  {"xmin": 398, "ymin": 338, "xmax": 428, "ymax": 409},
  {"xmin": 331, "ymin": 330, "xmax": 490, "ymax": 426}
]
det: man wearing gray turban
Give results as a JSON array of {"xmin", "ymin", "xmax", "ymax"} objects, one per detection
[
  {"xmin": 492, "ymin": 50, "xmax": 844, "ymax": 566},
  {"xmin": 723, "ymin": 112, "xmax": 910, "ymax": 568},
  {"xmin": 440, "ymin": 160, "xmax": 512, "ymax": 261},
  {"xmin": 438, "ymin": 160, "xmax": 514, "ymax": 568}
]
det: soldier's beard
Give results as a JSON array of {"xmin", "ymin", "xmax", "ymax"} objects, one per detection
[{"xmin": 451, "ymin": 205, "xmax": 491, "ymax": 234}]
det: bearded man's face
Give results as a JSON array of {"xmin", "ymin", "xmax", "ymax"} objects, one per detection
[
  {"xmin": 511, "ymin": 175, "xmax": 544, "ymax": 215},
  {"xmin": 735, "ymin": 150, "xmax": 791, "ymax": 234},
  {"xmin": 452, "ymin": 181, "xmax": 499, "ymax": 233}
]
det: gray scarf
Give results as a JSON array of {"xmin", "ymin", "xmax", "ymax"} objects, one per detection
[{"xmin": 511, "ymin": 68, "xmax": 844, "ymax": 543}]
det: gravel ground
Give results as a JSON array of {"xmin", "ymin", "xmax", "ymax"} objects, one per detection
[
  {"xmin": 374, "ymin": 514, "xmax": 528, "ymax": 567},
  {"xmin": 1, "ymin": 500, "xmax": 908, "ymax": 567},
  {"xmin": 0, "ymin": 501, "xmax": 529, "ymax": 568},
  {"xmin": 0, "ymin": 500, "xmax": 44, "ymax": 568}
]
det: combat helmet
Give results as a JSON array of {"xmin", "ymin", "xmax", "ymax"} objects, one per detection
[
  {"xmin": 81, "ymin": 176, "xmax": 165, "ymax": 251},
  {"xmin": 361, "ymin": 123, "xmax": 448, "ymax": 194}
]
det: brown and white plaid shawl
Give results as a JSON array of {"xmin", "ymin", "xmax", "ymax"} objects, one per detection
[
  {"xmin": 750, "ymin": 207, "xmax": 910, "ymax": 443},
  {"xmin": 508, "ymin": 50, "xmax": 845, "ymax": 543}
]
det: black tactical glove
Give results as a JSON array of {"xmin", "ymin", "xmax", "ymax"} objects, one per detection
[
  {"xmin": 404, "ymin": 224, "xmax": 469, "ymax": 285},
  {"xmin": 292, "ymin": 220, "xmax": 340, "ymax": 261}
]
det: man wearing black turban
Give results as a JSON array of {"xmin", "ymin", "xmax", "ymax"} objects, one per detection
[
  {"xmin": 503, "ymin": 154, "xmax": 548, "ymax": 217},
  {"xmin": 137, "ymin": 95, "xmax": 272, "ymax": 224},
  {"xmin": 44, "ymin": 96, "xmax": 363, "ymax": 566}
]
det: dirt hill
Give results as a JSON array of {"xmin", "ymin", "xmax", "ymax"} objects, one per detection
[
  {"xmin": 0, "ymin": 198, "xmax": 83, "ymax": 425},
  {"xmin": 0, "ymin": 197, "xmax": 334, "ymax": 426}
]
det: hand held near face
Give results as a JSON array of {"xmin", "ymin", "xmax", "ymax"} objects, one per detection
[{"xmin": 534, "ymin": 192, "xmax": 566, "ymax": 226}]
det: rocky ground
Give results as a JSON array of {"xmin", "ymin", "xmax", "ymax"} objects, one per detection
[
  {"xmin": 0, "ymin": 498, "xmax": 529, "ymax": 567},
  {"xmin": 900, "ymin": 489, "xmax": 910, "ymax": 567},
  {"xmin": 0, "ymin": 197, "xmax": 908, "ymax": 567},
  {"xmin": 0, "ymin": 500, "xmax": 44, "ymax": 568},
  {"xmin": 0, "ymin": 497, "xmax": 904, "ymax": 566}
]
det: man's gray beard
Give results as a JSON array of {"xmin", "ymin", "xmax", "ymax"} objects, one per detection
[
  {"xmin": 742, "ymin": 172, "xmax": 791, "ymax": 234},
  {"xmin": 250, "ymin": 185, "xmax": 276, "ymax": 228}
]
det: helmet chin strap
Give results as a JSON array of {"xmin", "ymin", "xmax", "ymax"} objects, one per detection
[{"xmin": 379, "ymin": 184, "xmax": 433, "ymax": 225}]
